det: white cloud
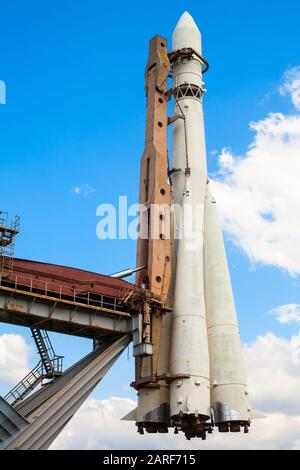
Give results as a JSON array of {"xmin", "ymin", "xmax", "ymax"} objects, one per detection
[
  {"xmin": 244, "ymin": 332, "xmax": 300, "ymax": 414},
  {"xmin": 271, "ymin": 304, "xmax": 300, "ymax": 325},
  {"xmin": 51, "ymin": 397, "xmax": 300, "ymax": 450},
  {"xmin": 211, "ymin": 110, "xmax": 300, "ymax": 275},
  {"xmin": 210, "ymin": 66, "xmax": 300, "ymax": 275},
  {"xmin": 280, "ymin": 67, "xmax": 300, "ymax": 111},
  {"xmin": 71, "ymin": 184, "xmax": 95, "ymax": 197},
  {"xmin": 217, "ymin": 147, "xmax": 236, "ymax": 172},
  {"xmin": 0, "ymin": 334, "xmax": 32, "ymax": 384},
  {"xmin": 51, "ymin": 331, "xmax": 300, "ymax": 450}
]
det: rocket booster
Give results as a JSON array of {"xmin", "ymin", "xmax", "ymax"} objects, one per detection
[{"xmin": 204, "ymin": 185, "xmax": 250, "ymax": 432}]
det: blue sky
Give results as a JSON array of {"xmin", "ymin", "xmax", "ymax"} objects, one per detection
[{"xmin": 1, "ymin": 0, "xmax": 300, "ymax": 437}]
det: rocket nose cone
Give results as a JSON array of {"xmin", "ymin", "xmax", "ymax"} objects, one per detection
[
  {"xmin": 175, "ymin": 11, "xmax": 199, "ymax": 30},
  {"xmin": 172, "ymin": 11, "xmax": 202, "ymax": 54}
]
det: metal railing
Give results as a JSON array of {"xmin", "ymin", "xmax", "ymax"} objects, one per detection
[
  {"xmin": 4, "ymin": 356, "xmax": 63, "ymax": 407},
  {"xmin": 0, "ymin": 272, "xmax": 124, "ymax": 312}
]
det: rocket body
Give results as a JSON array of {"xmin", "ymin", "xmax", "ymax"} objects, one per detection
[
  {"xmin": 170, "ymin": 12, "xmax": 250, "ymax": 436},
  {"xmin": 131, "ymin": 12, "xmax": 251, "ymax": 439},
  {"xmin": 170, "ymin": 13, "xmax": 211, "ymax": 433}
]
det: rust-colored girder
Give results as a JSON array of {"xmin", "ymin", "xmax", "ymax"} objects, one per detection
[
  {"xmin": 136, "ymin": 35, "xmax": 172, "ymax": 303},
  {"xmin": 134, "ymin": 36, "xmax": 173, "ymax": 388}
]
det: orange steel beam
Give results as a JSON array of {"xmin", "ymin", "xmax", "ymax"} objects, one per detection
[
  {"xmin": 134, "ymin": 36, "xmax": 173, "ymax": 387},
  {"xmin": 136, "ymin": 35, "xmax": 172, "ymax": 303}
]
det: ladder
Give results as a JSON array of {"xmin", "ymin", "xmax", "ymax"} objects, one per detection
[
  {"xmin": 4, "ymin": 329, "xmax": 63, "ymax": 407},
  {"xmin": 30, "ymin": 328, "xmax": 56, "ymax": 377},
  {"xmin": 4, "ymin": 362, "xmax": 44, "ymax": 406}
]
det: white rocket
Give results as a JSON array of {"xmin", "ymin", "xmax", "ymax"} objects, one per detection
[
  {"xmin": 170, "ymin": 11, "xmax": 250, "ymax": 438},
  {"xmin": 126, "ymin": 11, "xmax": 252, "ymax": 440}
]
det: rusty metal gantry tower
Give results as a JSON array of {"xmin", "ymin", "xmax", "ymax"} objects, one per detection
[{"xmin": 0, "ymin": 211, "xmax": 20, "ymax": 279}]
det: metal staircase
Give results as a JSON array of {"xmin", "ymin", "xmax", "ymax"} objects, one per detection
[
  {"xmin": 4, "ymin": 362, "xmax": 45, "ymax": 407},
  {"xmin": 4, "ymin": 329, "xmax": 63, "ymax": 407},
  {"xmin": 31, "ymin": 328, "xmax": 60, "ymax": 377}
]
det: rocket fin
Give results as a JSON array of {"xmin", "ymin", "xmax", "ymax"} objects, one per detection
[
  {"xmin": 249, "ymin": 409, "xmax": 266, "ymax": 420},
  {"xmin": 122, "ymin": 407, "xmax": 137, "ymax": 421}
]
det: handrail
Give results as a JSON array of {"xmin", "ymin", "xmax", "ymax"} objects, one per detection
[
  {"xmin": 4, "ymin": 356, "xmax": 63, "ymax": 406},
  {"xmin": 0, "ymin": 272, "xmax": 125, "ymax": 312}
]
